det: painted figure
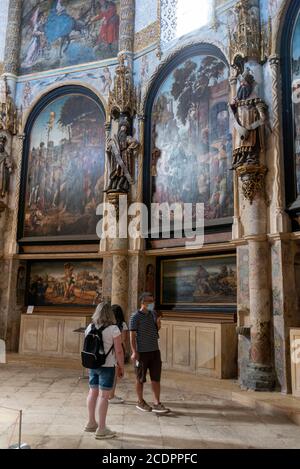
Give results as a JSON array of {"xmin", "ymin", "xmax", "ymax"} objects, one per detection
[
  {"xmin": 90, "ymin": 0, "xmax": 119, "ymax": 51},
  {"xmin": 23, "ymin": 8, "xmax": 47, "ymax": 68}
]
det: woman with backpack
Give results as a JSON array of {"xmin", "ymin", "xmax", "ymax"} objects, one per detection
[
  {"xmin": 108, "ymin": 304, "xmax": 129, "ymax": 404},
  {"xmin": 84, "ymin": 302, "xmax": 124, "ymax": 439}
]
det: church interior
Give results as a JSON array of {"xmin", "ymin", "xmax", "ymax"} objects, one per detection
[{"xmin": 1, "ymin": 0, "xmax": 300, "ymax": 451}]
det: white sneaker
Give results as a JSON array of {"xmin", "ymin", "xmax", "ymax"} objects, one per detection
[
  {"xmin": 109, "ymin": 396, "xmax": 124, "ymax": 404},
  {"xmin": 95, "ymin": 427, "xmax": 116, "ymax": 439}
]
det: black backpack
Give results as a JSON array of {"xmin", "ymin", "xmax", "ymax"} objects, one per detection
[{"xmin": 81, "ymin": 324, "xmax": 114, "ymax": 369}]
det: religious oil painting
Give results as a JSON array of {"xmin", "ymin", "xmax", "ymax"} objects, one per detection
[
  {"xmin": 292, "ymin": 11, "xmax": 300, "ymax": 196},
  {"xmin": 22, "ymin": 93, "xmax": 105, "ymax": 239},
  {"xmin": 151, "ymin": 54, "xmax": 233, "ymax": 223},
  {"xmin": 160, "ymin": 255, "xmax": 237, "ymax": 307},
  {"xmin": 28, "ymin": 261, "xmax": 103, "ymax": 306},
  {"xmin": 20, "ymin": 0, "xmax": 120, "ymax": 75}
]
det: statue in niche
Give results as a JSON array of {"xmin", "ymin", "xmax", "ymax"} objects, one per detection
[
  {"xmin": 0, "ymin": 135, "xmax": 13, "ymax": 198},
  {"xmin": 104, "ymin": 115, "xmax": 140, "ymax": 193},
  {"xmin": 229, "ymin": 68, "xmax": 268, "ymax": 170}
]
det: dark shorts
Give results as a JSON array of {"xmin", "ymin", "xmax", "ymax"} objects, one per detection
[
  {"xmin": 135, "ymin": 350, "xmax": 162, "ymax": 383},
  {"xmin": 89, "ymin": 367, "xmax": 116, "ymax": 391}
]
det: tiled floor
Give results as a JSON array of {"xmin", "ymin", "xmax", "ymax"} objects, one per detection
[{"xmin": 1, "ymin": 362, "xmax": 300, "ymax": 449}]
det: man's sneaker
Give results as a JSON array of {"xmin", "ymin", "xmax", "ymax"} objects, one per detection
[
  {"xmin": 152, "ymin": 403, "xmax": 170, "ymax": 414},
  {"xmin": 109, "ymin": 396, "xmax": 124, "ymax": 404},
  {"xmin": 95, "ymin": 427, "xmax": 116, "ymax": 439},
  {"xmin": 136, "ymin": 399, "xmax": 152, "ymax": 412}
]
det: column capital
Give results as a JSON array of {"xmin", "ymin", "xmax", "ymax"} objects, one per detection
[{"xmin": 269, "ymin": 54, "xmax": 281, "ymax": 67}]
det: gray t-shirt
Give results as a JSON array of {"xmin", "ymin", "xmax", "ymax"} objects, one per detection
[{"xmin": 129, "ymin": 309, "xmax": 159, "ymax": 353}]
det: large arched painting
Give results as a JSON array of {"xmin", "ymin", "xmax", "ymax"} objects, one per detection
[
  {"xmin": 151, "ymin": 53, "xmax": 233, "ymax": 222},
  {"xmin": 20, "ymin": 0, "xmax": 120, "ymax": 75},
  {"xmin": 292, "ymin": 11, "xmax": 300, "ymax": 196},
  {"xmin": 22, "ymin": 93, "xmax": 105, "ymax": 239}
]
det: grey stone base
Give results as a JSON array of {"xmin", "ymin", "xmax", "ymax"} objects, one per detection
[{"xmin": 240, "ymin": 362, "xmax": 276, "ymax": 392}]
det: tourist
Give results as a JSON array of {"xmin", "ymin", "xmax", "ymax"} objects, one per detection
[
  {"xmin": 129, "ymin": 292, "xmax": 170, "ymax": 414},
  {"xmin": 85, "ymin": 302, "xmax": 124, "ymax": 439},
  {"xmin": 108, "ymin": 304, "xmax": 129, "ymax": 404}
]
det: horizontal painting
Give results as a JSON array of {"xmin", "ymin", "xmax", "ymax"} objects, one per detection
[
  {"xmin": 20, "ymin": 0, "xmax": 120, "ymax": 75},
  {"xmin": 28, "ymin": 260, "xmax": 103, "ymax": 306},
  {"xmin": 22, "ymin": 93, "xmax": 105, "ymax": 239},
  {"xmin": 160, "ymin": 254, "xmax": 237, "ymax": 306},
  {"xmin": 151, "ymin": 53, "xmax": 233, "ymax": 222}
]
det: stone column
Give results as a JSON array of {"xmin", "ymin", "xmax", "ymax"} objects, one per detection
[
  {"xmin": 270, "ymin": 236, "xmax": 300, "ymax": 393},
  {"xmin": 3, "ymin": 0, "xmax": 22, "ymax": 76},
  {"xmin": 111, "ymin": 237, "xmax": 129, "ymax": 319},
  {"xmin": 244, "ymin": 236, "xmax": 274, "ymax": 390},
  {"xmin": 119, "ymin": 0, "xmax": 135, "ymax": 56}
]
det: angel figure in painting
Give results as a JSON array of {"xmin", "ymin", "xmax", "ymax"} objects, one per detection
[{"xmin": 23, "ymin": 8, "xmax": 47, "ymax": 69}]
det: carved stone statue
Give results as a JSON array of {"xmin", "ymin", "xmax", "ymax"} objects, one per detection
[
  {"xmin": 0, "ymin": 135, "xmax": 13, "ymax": 198},
  {"xmin": 104, "ymin": 115, "xmax": 140, "ymax": 194},
  {"xmin": 229, "ymin": 68, "xmax": 268, "ymax": 170}
]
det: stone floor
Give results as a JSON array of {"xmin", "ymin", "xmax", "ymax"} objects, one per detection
[{"xmin": 1, "ymin": 361, "xmax": 300, "ymax": 449}]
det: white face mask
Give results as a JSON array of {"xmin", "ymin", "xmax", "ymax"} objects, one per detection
[{"xmin": 147, "ymin": 303, "xmax": 154, "ymax": 311}]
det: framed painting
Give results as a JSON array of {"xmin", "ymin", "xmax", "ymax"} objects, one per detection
[
  {"xmin": 144, "ymin": 44, "xmax": 233, "ymax": 242},
  {"xmin": 20, "ymin": 0, "xmax": 120, "ymax": 75},
  {"xmin": 157, "ymin": 253, "xmax": 237, "ymax": 312},
  {"xmin": 26, "ymin": 260, "xmax": 103, "ymax": 307},
  {"xmin": 18, "ymin": 87, "xmax": 106, "ymax": 244},
  {"xmin": 281, "ymin": 0, "xmax": 300, "ymax": 229}
]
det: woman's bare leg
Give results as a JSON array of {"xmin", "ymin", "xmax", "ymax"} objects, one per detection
[{"xmin": 86, "ymin": 388, "xmax": 99, "ymax": 426}]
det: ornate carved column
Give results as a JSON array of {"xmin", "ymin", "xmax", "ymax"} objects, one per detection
[
  {"xmin": 3, "ymin": 0, "xmax": 22, "ymax": 76},
  {"xmin": 103, "ymin": 52, "xmax": 140, "ymax": 321},
  {"xmin": 229, "ymin": 0, "xmax": 275, "ymax": 391},
  {"xmin": 119, "ymin": 0, "xmax": 135, "ymax": 56},
  {"xmin": 269, "ymin": 54, "xmax": 289, "ymax": 234}
]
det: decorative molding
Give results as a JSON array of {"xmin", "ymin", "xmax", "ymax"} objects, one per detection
[
  {"xmin": 228, "ymin": 0, "xmax": 267, "ymax": 71},
  {"xmin": 134, "ymin": 21, "xmax": 160, "ymax": 53},
  {"xmin": 0, "ymin": 76, "xmax": 19, "ymax": 135},
  {"xmin": 236, "ymin": 164, "xmax": 268, "ymax": 204},
  {"xmin": 7, "ymin": 133, "xmax": 24, "ymax": 254},
  {"xmin": 108, "ymin": 54, "xmax": 136, "ymax": 117},
  {"xmin": 160, "ymin": 0, "xmax": 178, "ymax": 48}
]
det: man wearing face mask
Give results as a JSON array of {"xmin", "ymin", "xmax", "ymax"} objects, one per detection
[{"xmin": 129, "ymin": 292, "xmax": 170, "ymax": 414}]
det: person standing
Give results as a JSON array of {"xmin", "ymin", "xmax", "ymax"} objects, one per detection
[
  {"xmin": 84, "ymin": 302, "xmax": 124, "ymax": 439},
  {"xmin": 108, "ymin": 304, "xmax": 129, "ymax": 404},
  {"xmin": 129, "ymin": 292, "xmax": 170, "ymax": 414}
]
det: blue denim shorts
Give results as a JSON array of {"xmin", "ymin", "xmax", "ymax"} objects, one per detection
[{"xmin": 88, "ymin": 367, "xmax": 116, "ymax": 391}]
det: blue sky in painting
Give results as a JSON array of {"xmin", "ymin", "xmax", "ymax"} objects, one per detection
[{"xmin": 30, "ymin": 94, "xmax": 97, "ymax": 149}]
